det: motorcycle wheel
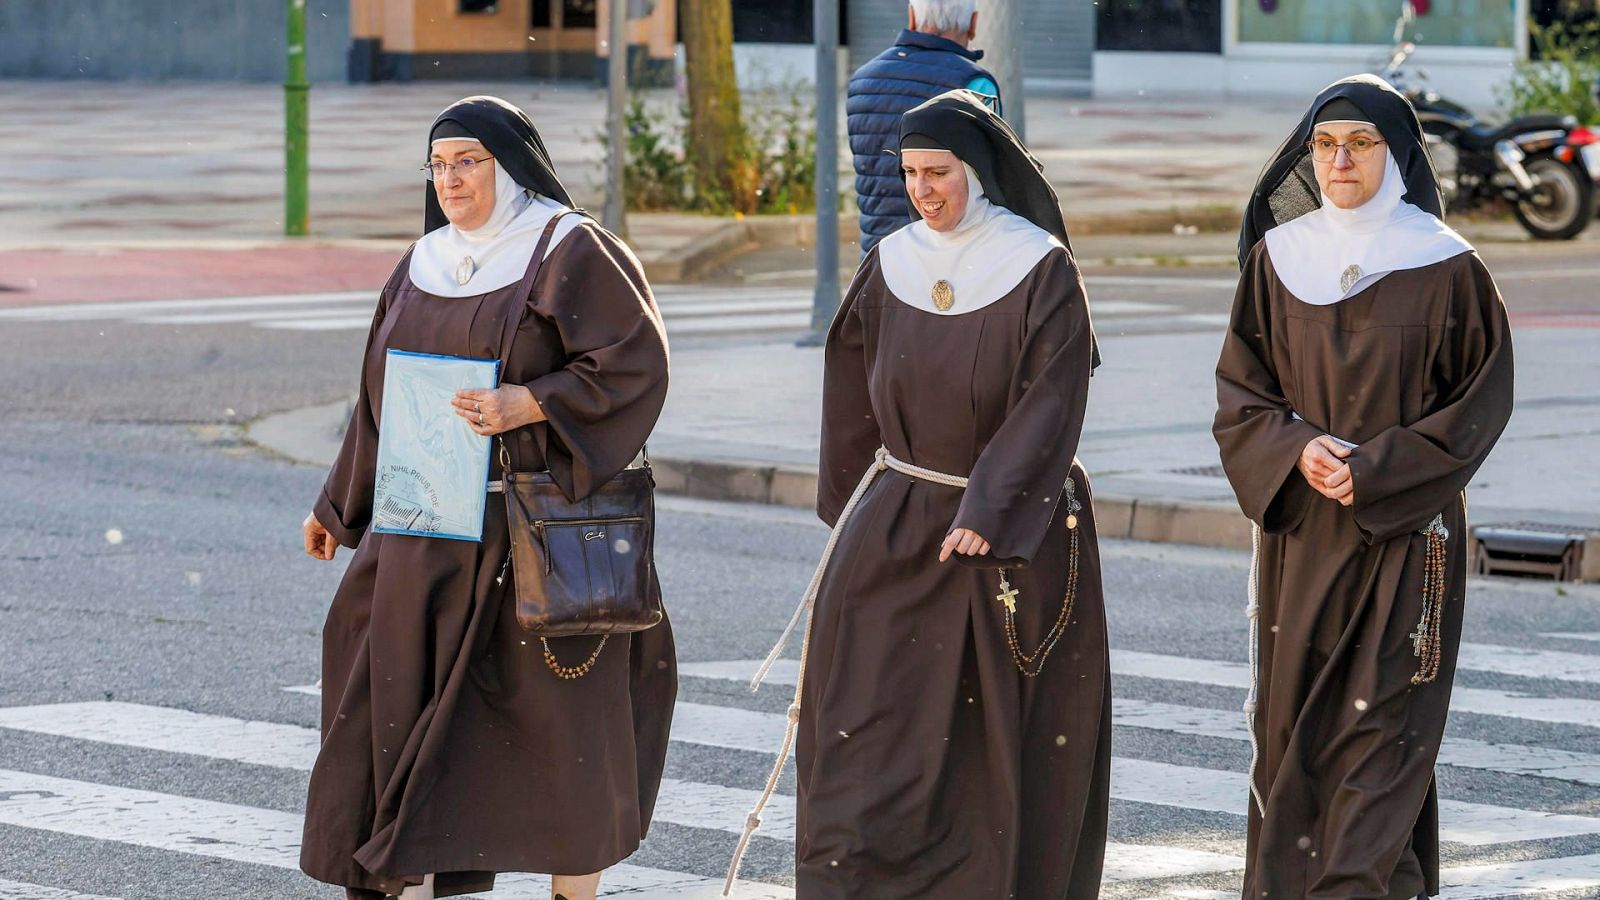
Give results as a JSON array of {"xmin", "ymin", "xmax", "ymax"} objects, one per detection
[{"xmin": 1513, "ymin": 152, "xmax": 1597, "ymax": 240}]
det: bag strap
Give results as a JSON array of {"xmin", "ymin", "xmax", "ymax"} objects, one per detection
[
  {"xmin": 494, "ymin": 209, "xmax": 587, "ymax": 477},
  {"xmin": 495, "ymin": 209, "xmax": 586, "ymax": 366},
  {"xmin": 382, "ymin": 245, "xmax": 419, "ymax": 295}
]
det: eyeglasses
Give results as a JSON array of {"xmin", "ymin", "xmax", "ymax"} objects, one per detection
[
  {"xmin": 421, "ymin": 155, "xmax": 494, "ymax": 180},
  {"xmin": 1307, "ymin": 137, "xmax": 1387, "ymax": 162}
]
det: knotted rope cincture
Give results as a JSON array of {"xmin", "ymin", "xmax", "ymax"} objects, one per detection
[
  {"xmin": 723, "ymin": 448, "xmax": 969, "ymax": 896},
  {"xmin": 1244, "ymin": 522, "xmax": 1266, "ymax": 819}
]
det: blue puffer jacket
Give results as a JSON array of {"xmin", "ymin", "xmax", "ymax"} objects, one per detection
[{"xmin": 847, "ymin": 30, "xmax": 1001, "ymax": 252}]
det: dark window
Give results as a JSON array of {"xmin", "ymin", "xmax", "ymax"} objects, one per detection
[
  {"xmin": 563, "ymin": 0, "xmax": 597, "ymax": 28},
  {"xmin": 1531, "ymin": 0, "xmax": 1600, "ymax": 58},
  {"xmin": 460, "ymin": 0, "xmax": 498, "ymax": 13},
  {"xmin": 734, "ymin": 0, "xmax": 810, "ymax": 42},
  {"xmin": 1097, "ymin": 0, "xmax": 1222, "ymax": 53},
  {"xmin": 532, "ymin": 0, "xmax": 552, "ymax": 28}
]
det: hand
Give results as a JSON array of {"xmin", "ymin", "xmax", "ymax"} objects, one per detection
[
  {"xmin": 1298, "ymin": 436, "xmax": 1354, "ymax": 505},
  {"xmin": 303, "ymin": 513, "xmax": 339, "ymax": 561},
  {"xmin": 452, "ymin": 385, "xmax": 545, "ymax": 437},
  {"xmin": 939, "ymin": 528, "xmax": 991, "ymax": 562},
  {"xmin": 1323, "ymin": 462, "xmax": 1356, "ymax": 507}
]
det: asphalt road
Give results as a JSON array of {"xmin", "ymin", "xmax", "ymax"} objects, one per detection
[{"xmin": 1, "ymin": 251, "xmax": 1598, "ymax": 899}]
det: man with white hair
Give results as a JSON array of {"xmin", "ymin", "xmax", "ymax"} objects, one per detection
[{"xmin": 847, "ymin": 0, "xmax": 1000, "ymax": 254}]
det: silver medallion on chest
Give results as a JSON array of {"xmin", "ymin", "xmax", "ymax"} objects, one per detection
[
  {"xmin": 1339, "ymin": 263, "xmax": 1363, "ymax": 294},
  {"xmin": 456, "ymin": 256, "xmax": 476, "ymax": 286}
]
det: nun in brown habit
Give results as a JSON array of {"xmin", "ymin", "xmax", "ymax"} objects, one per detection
[
  {"xmin": 298, "ymin": 96, "xmax": 675, "ymax": 900},
  {"xmin": 726, "ymin": 90, "xmax": 1110, "ymax": 899},
  {"xmin": 1215, "ymin": 76, "xmax": 1514, "ymax": 899}
]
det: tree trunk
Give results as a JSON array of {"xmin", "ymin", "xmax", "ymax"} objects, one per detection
[
  {"xmin": 680, "ymin": 0, "xmax": 755, "ymax": 212},
  {"xmin": 980, "ymin": 0, "xmax": 1026, "ymax": 139}
]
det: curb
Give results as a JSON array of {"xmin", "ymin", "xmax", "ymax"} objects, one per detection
[
  {"xmin": 248, "ymin": 402, "xmax": 1259, "ymax": 553},
  {"xmin": 641, "ymin": 214, "xmax": 865, "ymax": 283},
  {"xmin": 648, "ymin": 456, "xmax": 1255, "ymax": 551},
  {"xmin": 246, "ymin": 403, "xmax": 1599, "ymax": 571}
]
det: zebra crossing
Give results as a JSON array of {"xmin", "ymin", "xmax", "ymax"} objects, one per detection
[
  {"xmin": 1, "ymin": 639, "xmax": 1598, "ymax": 899},
  {"xmin": 0, "ymin": 278, "xmax": 1233, "ymax": 342}
]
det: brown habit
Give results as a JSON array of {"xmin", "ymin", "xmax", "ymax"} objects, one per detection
[
  {"xmin": 1214, "ymin": 244, "xmax": 1513, "ymax": 898},
  {"xmin": 300, "ymin": 223, "xmax": 675, "ymax": 898},
  {"xmin": 798, "ymin": 245, "xmax": 1110, "ymax": 898}
]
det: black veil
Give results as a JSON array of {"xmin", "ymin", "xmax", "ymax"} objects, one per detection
[
  {"xmin": 897, "ymin": 90, "xmax": 1098, "ymax": 369},
  {"xmin": 898, "ymin": 90, "xmax": 1074, "ymax": 256},
  {"xmin": 1236, "ymin": 75, "xmax": 1444, "ymax": 267},
  {"xmin": 424, "ymin": 96, "xmax": 574, "ymax": 234}
]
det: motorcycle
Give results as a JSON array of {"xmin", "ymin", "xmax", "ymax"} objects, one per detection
[{"xmin": 1380, "ymin": 4, "xmax": 1600, "ymax": 240}]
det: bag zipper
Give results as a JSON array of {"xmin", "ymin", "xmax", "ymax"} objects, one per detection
[{"xmin": 532, "ymin": 516, "xmax": 647, "ymax": 574}]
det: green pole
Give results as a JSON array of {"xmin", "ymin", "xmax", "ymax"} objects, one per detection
[{"xmin": 285, "ymin": 0, "xmax": 309, "ymax": 236}]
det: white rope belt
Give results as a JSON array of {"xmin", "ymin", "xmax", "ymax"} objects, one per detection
[
  {"xmin": 722, "ymin": 447, "xmax": 967, "ymax": 895},
  {"xmin": 1245, "ymin": 523, "xmax": 1266, "ymax": 818}
]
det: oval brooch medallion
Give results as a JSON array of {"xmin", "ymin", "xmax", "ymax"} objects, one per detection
[
  {"xmin": 1340, "ymin": 263, "xmax": 1363, "ymax": 294},
  {"xmin": 931, "ymin": 279, "xmax": 955, "ymax": 311}
]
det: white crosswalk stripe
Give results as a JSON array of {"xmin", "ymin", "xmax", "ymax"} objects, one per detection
[
  {"xmin": 0, "ymin": 879, "xmax": 120, "ymax": 900},
  {"xmin": 683, "ymin": 657, "xmax": 1600, "ymax": 781},
  {"xmin": 3, "ymin": 638, "xmax": 1599, "ymax": 897},
  {"xmin": 0, "ymin": 701, "xmax": 1242, "ymax": 881},
  {"xmin": 0, "ymin": 768, "xmax": 785, "ymax": 899},
  {"xmin": 0, "ymin": 284, "xmax": 1208, "ymax": 341},
  {"xmin": 1113, "ymin": 698, "xmax": 1600, "ymax": 787},
  {"xmin": 1107, "ymin": 648, "xmax": 1600, "ymax": 729},
  {"xmin": 0, "ymin": 289, "xmax": 824, "ymax": 339}
]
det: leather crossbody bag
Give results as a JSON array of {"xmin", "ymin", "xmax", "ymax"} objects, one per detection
[{"xmin": 491, "ymin": 212, "xmax": 663, "ymax": 679}]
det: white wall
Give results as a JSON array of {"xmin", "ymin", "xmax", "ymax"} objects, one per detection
[
  {"xmin": 670, "ymin": 43, "xmax": 823, "ymax": 90},
  {"xmin": 1094, "ymin": 45, "xmax": 1518, "ymax": 116}
]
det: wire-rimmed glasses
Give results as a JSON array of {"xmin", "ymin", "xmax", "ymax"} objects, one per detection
[
  {"xmin": 1307, "ymin": 138, "xmax": 1387, "ymax": 162},
  {"xmin": 421, "ymin": 155, "xmax": 495, "ymax": 181}
]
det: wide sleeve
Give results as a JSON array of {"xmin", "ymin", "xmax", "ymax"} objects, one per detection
[
  {"xmin": 950, "ymin": 249, "xmax": 1093, "ymax": 567},
  {"xmin": 523, "ymin": 225, "xmax": 670, "ymax": 502},
  {"xmin": 313, "ymin": 288, "xmax": 391, "ymax": 549},
  {"xmin": 1347, "ymin": 253, "xmax": 1514, "ymax": 543},
  {"xmin": 1212, "ymin": 245, "xmax": 1324, "ymax": 534},
  {"xmin": 817, "ymin": 254, "xmax": 885, "ymax": 527}
]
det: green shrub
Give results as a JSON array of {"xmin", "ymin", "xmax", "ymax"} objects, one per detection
[
  {"xmin": 595, "ymin": 88, "xmax": 818, "ymax": 215},
  {"xmin": 1503, "ymin": 21, "xmax": 1600, "ymax": 123},
  {"xmin": 746, "ymin": 89, "xmax": 818, "ymax": 215}
]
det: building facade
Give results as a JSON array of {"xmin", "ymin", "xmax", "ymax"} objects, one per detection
[
  {"xmin": 0, "ymin": 0, "xmax": 1549, "ymax": 115},
  {"xmin": 349, "ymin": 0, "xmax": 676, "ymax": 83},
  {"xmin": 0, "ymin": 0, "xmax": 349, "ymax": 81},
  {"xmin": 1093, "ymin": 0, "xmax": 1530, "ymax": 112},
  {"xmin": 846, "ymin": 0, "xmax": 1096, "ymax": 94}
]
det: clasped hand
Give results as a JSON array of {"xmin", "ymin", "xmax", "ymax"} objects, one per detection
[
  {"xmin": 450, "ymin": 385, "xmax": 545, "ymax": 436},
  {"xmin": 1299, "ymin": 435, "xmax": 1355, "ymax": 507}
]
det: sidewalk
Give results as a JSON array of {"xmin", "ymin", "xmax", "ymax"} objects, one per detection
[
  {"xmin": 4, "ymin": 80, "xmax": 1291, "ymax": 247},
  {"xmin": 3, "ymin": 80, "xmax": 1588, "ymax": 304},
  {"xmin": 250, "ymin": 309, "xmax": 1600, "ymax": 577}
]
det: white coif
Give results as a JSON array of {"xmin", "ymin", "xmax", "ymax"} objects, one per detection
[
  {"xmin": 879, "ymin": 161, "xmax": 1062, "ymax": 314},
  {"xmin": 1264, "ymin": 151, "xmax": 1473, "ymax": 305},
  {"xmin": 409, "ymin": 161, "xmax": 584, "ymax": 297}
]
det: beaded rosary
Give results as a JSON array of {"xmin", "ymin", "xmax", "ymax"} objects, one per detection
[
  {"xmin": 994, "ymin": 479, "xmax": 1083, "ymax": 678},
  {"xmin": 1410, "ymin": 513, "xmax": 1450, "ymax": 685}
]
